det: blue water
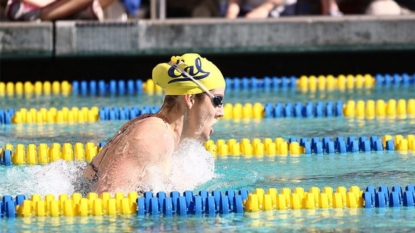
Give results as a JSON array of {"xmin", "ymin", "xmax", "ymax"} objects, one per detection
[{"xmin": 1, "ymin": 85, "xmax": 415, "ymax": 232}]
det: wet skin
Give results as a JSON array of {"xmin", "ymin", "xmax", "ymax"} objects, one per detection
[{"xmin": 83, "ymin": 87, "xmax": 225, "ymax": 194}]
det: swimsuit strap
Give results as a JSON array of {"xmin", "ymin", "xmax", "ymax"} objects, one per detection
[
  {"xmin": 88, "ymin": 147, "xmax": 108, "ymax": 183},
  {"xmin": 89, "ymin": 162, "xmax": 99, "ymax": 183}
]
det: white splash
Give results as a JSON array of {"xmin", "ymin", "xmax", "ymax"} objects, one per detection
[
  {"xmin": 0, "ymin": 160, "xmax": 87, "ymax": 198},
  {"xmin": 0, "ymin": 139, "xmax": 215, "ymax": 198},
  {"xmin": 139, "ymin": 139, "xmax": 215, "ymax": 194}
]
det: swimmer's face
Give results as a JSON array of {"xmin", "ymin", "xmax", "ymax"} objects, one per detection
[{"xmin": 188, "ymin": 87, "xmax": 225, "ymax": 142}]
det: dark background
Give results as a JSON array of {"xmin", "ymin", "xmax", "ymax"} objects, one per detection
[{"xmin": 1, "ymin": 49, "xmax": 415, "ymax": 82}]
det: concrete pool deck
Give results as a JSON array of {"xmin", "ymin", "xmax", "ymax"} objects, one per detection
[{"xmin": 1, "ymin": 15, "xmax": 415, "ymax": 58}]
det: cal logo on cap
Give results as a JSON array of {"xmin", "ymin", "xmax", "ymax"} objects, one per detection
[{"xmin": 152, "ymin": 53, "xmax": 226, "ymax": 95}]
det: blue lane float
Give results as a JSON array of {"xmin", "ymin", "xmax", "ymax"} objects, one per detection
[
  {"xmin": 0, "ymin": 109, "xmax": 13, "ymax": 125},
  {"xmin": 211, "ymin": 134, "xmax": 413, "ymax": 157},
  {"xmin": 99, "ymin": 106, "xmax": 161, "ymax": 121},
  {"xmin": 375, "ymin": 73, "xmax": 413, "ymax": 86},
  {"xmin": 0, "ymin": 135, "xmax": 408, "ymax": 168},
  {"xmin": 363, "ymin": 185, "xmax": 415, "ymax": 208},
  {"xmin": 136, "ymin": 190, "xmax": 244, "ymax": 216},
  {"xmin": 0, "ymin": 189, "xmax": 245, "ymax": 218},
  {"xmin": 225, "ymin": 76, "xmax": 297, "ymax": 90},
  {"xmin": 286, "ymin": 135, "xmax": 393, "ymax": 155},
  {"xmin": 1, "ymin": 195, "xmax": 18, "ymax": 218},
  {"xmin": 72, "ymin": 79, "xmax": 143, "ymax": 95},
  {"xmin": 3, "ymin": 74, "xmax": 415, "ymax": 98},
  {"xmin": 0, "ymin": 150, "xmax": 12, "ymax": 166},
  {"xmin": 3, "ymin": 96, "xmax": 415, "ymax": 124},
  {"xmin": 2, "ymin": 185, "xmax": 415, "ymax": 218},
  {"xmin": 264, "ymin": 101, "xmax": 344, "ymax": 118}
]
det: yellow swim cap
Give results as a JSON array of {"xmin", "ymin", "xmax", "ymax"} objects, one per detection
[{"xmin": 152, "ymin": 53, "xmax": 226, "ymax": 95}]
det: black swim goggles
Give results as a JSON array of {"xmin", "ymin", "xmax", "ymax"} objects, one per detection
[
  {"xmin": 209, "ymin": 94, "xmax": 223, "ymax": 108},
  {"xmin": 169, "ymin": 61, "xmax": 224, "ymax": 108}
]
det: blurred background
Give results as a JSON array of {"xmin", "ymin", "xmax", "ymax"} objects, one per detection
[{"xmin": 1, "ymin": 0, "xmax": 415, "ymax": 82}]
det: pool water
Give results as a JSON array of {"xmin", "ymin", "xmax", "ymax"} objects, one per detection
[
  {"xmin": 2, "ymin": 208, "xmax": 415, "ymax": 232},
  {"xmin": 1, "ymin": 86, "xmax": 415, "ymax": 110},
  {"xmin": 1, "ymin": 84, "xmax": 415, "ymax": 232}
]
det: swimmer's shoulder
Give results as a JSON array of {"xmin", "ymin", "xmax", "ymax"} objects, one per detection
[
  {"xmin": 127, "ymin": 115, "xmax": 171, "ymax": 138},
  {"xmin": 137, "ymin": 115, "xmax": 169, "ymax": 128},
  {"xmin": 119, "ymin": 114, "xmax": 166, "ymax": 130},
  {"xmin": 129, "ymin": 116, "xmax": 175, "ymax": 155}
]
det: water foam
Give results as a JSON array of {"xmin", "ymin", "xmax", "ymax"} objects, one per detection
[
  {"xmin": 0, "ymin": 139, "xmax": 215, "ymax": 197},
  {"xmin": 0, "ymin": 160, "xmax": 87, "ymax": 198},
  {"xmin": 138, "ymin": 139, "xmax": 215, "ymax": 194}
]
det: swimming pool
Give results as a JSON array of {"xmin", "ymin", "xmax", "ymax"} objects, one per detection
[{"xmin": 1, "ymin": 75, "xmax": 415, "ymax": 232}]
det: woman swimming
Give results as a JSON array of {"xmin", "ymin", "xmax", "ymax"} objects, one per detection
[{"xmin": 82, "ymin": 53, "xmax": 226, "ymax": 195}]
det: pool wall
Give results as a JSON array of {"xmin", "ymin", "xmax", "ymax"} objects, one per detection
[{"xmin": 1, "ymin": 16, "xmax": 415, "ymax": 58}]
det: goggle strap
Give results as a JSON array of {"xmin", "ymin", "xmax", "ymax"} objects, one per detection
[{"xmin": 168, "ymin": 61, "xmax": 215, "ymax": 99}]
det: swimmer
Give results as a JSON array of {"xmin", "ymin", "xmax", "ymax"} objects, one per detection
[{"xmin": 82, "ymin": 53, "xmax": 226, "ymax": 195}]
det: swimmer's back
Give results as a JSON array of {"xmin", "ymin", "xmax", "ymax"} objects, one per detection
[{"xmin": 84, "ymin": 114, "xmax": 175, "ymax": 194}]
